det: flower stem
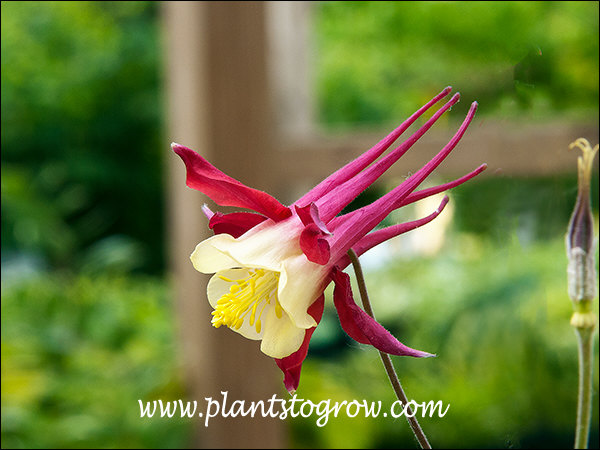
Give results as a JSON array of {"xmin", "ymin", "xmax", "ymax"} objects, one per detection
[
  {"xmin": 347, "ymin": 249, "xmax": 432, "ymax": 449},
  {"xmin": 573, "ymin": 315, "xmax": 596, "ymax": 449}
]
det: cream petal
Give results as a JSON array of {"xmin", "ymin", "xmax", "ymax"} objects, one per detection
[
  {"xmin": 191, "ymin": 218, "xmax": 303, "ymax": 275},
  {"xmin": 277, "ymin": 255, "xmax": 328, "ymax": 329},
  {"xmin": 191, "ymin": 234, "xmax": 241, "ymax": 274},
  {"xmin": 260, "ymin": 302, "xmax": 306, "ymax": 358},
  {"xmin": 222, "ymin": 218, "xmax": 304, "ymax": 270}
]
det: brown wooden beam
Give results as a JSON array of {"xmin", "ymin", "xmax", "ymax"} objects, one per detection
[{"xmin": 272, "ymin": 121, "xmax": 599, "ymax": 203}]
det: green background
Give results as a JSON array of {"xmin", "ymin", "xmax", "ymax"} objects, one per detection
[{"xmin": 1, "ymin": 1, "xmax": 598, "ymax": 448}]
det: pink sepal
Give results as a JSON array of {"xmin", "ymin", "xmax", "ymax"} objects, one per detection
[
  {"xmin": 331, "ymin": 268, "xmax": 434, "ymax": 358},
  {"xmin": 275, "ymin": 295, "xmax": 325, "ymax": 394},
  {"xmin": 208, "ymin": 211, "xmax": 268, "ymax": 238},
  {"xmin": 172, "ymin": 143, "xmax": 291, "ymax": 222},
  {"xmin": 299, "ymin": 224, "xmax": 331, "ymax": 265}
]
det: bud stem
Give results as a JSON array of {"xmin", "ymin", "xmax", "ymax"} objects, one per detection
[
  {"xmin": 348, "ymin": 249, "xmax": 432, "ymax": 449},
  {"xmin": 573, "ymin": 315, "xmax": 596, "ymax": 449}
]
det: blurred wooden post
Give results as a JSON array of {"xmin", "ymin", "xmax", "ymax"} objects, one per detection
[{"xmin": 164, "ymin": 2, "xmax": 285, "ymax": 448}]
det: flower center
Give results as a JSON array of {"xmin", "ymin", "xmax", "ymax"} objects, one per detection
[{"xmin": 211, "ymin": 268, "xmax": 283, "ymax": 333}]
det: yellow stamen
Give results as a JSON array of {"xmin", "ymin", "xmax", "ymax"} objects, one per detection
[
  {"xmin": 212, "ymin": 269, "xmax": 283, "ymax": 333},
  {"xmin": 256, "ymin": 318, "xmax": 262, "ymax": 334}
]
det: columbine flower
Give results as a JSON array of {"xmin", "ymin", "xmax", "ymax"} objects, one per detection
[{"xmin": 173, "ymin": 87, "xmax": 486, "ymax": 393}]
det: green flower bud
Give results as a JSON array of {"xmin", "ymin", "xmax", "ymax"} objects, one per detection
[{"xmin": 566, "ymin": 138, "xmax": 598, "ymax": 306}]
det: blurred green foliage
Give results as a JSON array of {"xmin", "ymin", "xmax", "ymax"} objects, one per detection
[
  {"xmin": 315, "ymin": 1, "xmax": 599, "ymax": 128},
  {"xmin": 452, "ymin": 173, "xmax": 599, "ymax": 242},
  {"xmin": 1, "ymin": 1, "xmax": 599, "ymax": 449},
  {"xmin": 1, "ymin": 273, "xmax": 191, "ymax": 448},
  {"xmin": 1, "ymin": 1, "xmax": 164, "ymax": 272},
  {"xmin": 292, "ymin": 232, "xmax": 599, "ymax": 449}
]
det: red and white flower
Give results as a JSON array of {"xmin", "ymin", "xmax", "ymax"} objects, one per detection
[{"xmin": 173, "ymin": 87, "xmax": 486, "ymax": 393}]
